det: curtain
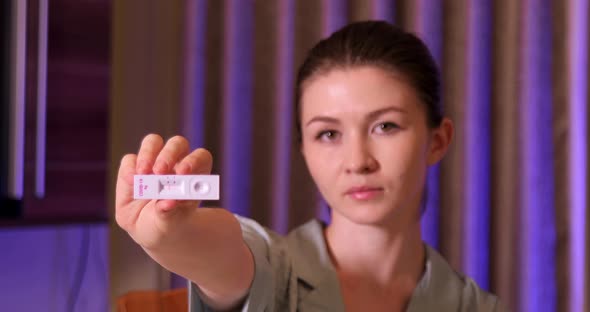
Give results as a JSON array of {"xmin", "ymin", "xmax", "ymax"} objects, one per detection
[{"xmin": 111, "ymin": 1, "xmax": 588, "ymax": 311}]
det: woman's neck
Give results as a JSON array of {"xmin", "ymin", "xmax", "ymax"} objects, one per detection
[{"xmin": 325, "ymin": 213, "xmax": 425, "ymax": 288}]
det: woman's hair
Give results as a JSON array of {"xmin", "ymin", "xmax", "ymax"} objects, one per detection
[{"xmin": 295, "ymin": 20, "xmax": 443, "ymax": 141}]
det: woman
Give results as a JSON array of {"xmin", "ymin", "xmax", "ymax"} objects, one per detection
[{"xmin": 116, "ymin": 21, "xmax": 504, "ymax": 311}]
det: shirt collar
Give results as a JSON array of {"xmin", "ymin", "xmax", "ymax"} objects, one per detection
[
  {"xmin": 286, "ymin": 219, "xmax": 346, "ymax": 310},
  {"xmin": 406, "ymin": 245, "xmax": 465, "ymax": 311}
]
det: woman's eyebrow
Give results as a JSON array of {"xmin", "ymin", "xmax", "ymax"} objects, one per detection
[
  {"xmin": 366, "ymin": 106, "xmax": 407, "ymax": 120},
  {"xmin": 305, "ymin": 116, "xmax": 340, "ymax": 127}
]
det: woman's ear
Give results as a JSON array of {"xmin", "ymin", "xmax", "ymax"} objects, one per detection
[{"xmin": 427, "ymin": 118, "xmax": 454, "ymax": 165}]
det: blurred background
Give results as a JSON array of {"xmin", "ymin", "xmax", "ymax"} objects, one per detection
[{"xmin": 1, "ymin": 0, "xmax": 588, "ymax": 311}]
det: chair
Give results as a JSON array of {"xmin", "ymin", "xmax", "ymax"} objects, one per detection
[{"xmin": 116, "ymin": 288, "xmax": 188, "ymax": 312}]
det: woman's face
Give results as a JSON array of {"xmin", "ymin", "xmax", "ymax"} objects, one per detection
[{"xmin": 300, "ymin": 66, "xmax": 449, "ymax": 226}]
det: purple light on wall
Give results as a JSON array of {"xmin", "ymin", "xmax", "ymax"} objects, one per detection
[
  {"xmin": 567, "ymin": 0, "xmax": 588, "ymax": 311},
  {"xmin": 463, "ymin": 0, "xmax": 492, "ymax": 290},
  {"xmin": 0, "ymin": 225, "xmax": 108, "ymax": 312},
  {"xmin": 519, "ymin": 0, "xmax": 557, "ymax": 311},
  {"xmin": 322, "ymin": 0, "xmax": 348, "ymax": 37},
  {"xmin": 223, "ymin": 0, "xmax": 254, "ymax": 217},
  {"xmin": 183, "ymin": 0, "xmax": 208, "ymax": 149},
  {"xmin": 272, "ymin": 0, "xmax": 295, "ymax": 234},
  {"xmin": 414, "ymin": 0, "xmax": 443, "ymax": 250},
  {"xmin": 371, "ymin": 0, "xmax": 395, "ymax": 22}
]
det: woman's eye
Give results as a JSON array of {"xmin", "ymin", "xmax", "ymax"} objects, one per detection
[
  {"xmin": 316, "ymin": 130, "xmax": 340, "ymax": 141},
  {"xmin": 374, "ymin": 122, "xmax": 399, "ymax": 134}
]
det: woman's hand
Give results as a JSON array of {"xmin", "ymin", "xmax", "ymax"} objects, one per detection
[
  {"xmin": 115, "ymin": 134, "xmax": 253, "ymax": 310},
  {"xmin": 115, "ymin": 133, "xmax": 213, "ymax": 250}
]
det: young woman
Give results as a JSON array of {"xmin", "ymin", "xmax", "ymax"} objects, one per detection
[{"xmin": 116, "ymin": 21, "xmax": 504, "ymax": 311}]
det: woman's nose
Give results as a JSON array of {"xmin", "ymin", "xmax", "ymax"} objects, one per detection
[{"xmin": 344, "ymin": 138, "xmax": 378, "ymax": 174}]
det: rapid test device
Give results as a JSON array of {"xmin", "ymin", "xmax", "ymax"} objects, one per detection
[{"xmin": 133, "ymin": 175, "xmax": 219, "ymax": 200}]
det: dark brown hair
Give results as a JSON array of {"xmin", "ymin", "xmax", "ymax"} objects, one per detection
[{"xmin": 295, "ymin": 21, "xmax": 443, "ymax": 141}]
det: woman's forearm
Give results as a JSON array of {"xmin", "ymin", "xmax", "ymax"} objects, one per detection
[{"xmin": 142, "ymin": 208, "xmax": 254, "ymax": 310}]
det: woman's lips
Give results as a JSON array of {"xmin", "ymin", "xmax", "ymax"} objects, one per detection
[{"xmin": 345, "ymin": 187, "xmax": 384, "ymax": 200}]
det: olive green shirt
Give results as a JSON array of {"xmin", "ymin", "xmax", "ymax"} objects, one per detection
[{"xmin": 190, "ymin": 215, "xmax": 506, "ymax": 311}]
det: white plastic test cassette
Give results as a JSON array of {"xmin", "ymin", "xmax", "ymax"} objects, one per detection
[{"xmin": 133, "ymin": 175, "xmax": 219, "ymax": 200}]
